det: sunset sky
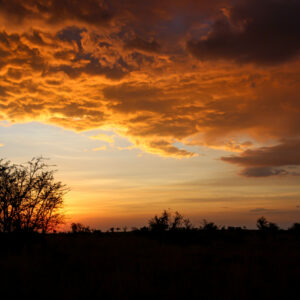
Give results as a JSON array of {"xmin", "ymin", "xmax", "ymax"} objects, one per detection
[{"xmin": 1, "ymin": 0, "xmax": 300, "ymax": 229}]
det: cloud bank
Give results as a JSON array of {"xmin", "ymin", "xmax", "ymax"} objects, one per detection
[{"xmin": 0, "ymin": 0, "xmax": 300, "ymax": 169}]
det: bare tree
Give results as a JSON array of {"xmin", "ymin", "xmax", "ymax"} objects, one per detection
[{"xmin": 0, "ymin": 157, "xmax": 68, "ymax": 233}]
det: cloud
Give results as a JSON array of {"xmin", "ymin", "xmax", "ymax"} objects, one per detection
[
  {"xmin": 56, "ymin": 26, "xmax": 87, "ymax": 51},
  {"xmin": 240, "ymin": 167, "xmax": 288, "ymax": 178},
  {"xmin": 90, "ymin": 133, "xmax": 114, "ymax": 144},
  {"xmin": 103, "ymin": 83, "xmax": 170, "ymax": 114},
  {"xmin": 0, "ymin": 0, "xmax": 112, "ymax": 28},
  {"xmin": 222, "ymin": 140, "xmax": 300, "ymax": 167},
  {"xmin": 145, "ymin": 140, "xmax": 196, "ymax": 158},
  {"xmin": 187, "ymin": 0, "xmax": 300, "ymax": 65},
  {"xmin": 222, "ymin": 140, "xmax": 300, "ymax": 177},
  {"xmin": 124, "ymin": 37, "xmax": 161, "ymax": 53},
  {"xmin": 0, "ymin": 31, "xmax": 46, "ymax": 72},
  {"xmin": 249, "ymin": 208, "xmax": 277, "ymax": 214},
  {"xmin": 92, "ymin": 145, "xmax": 107, "ymax": 151},
  {"xmin": 1, "ymin": 0, "xmax": 300, "ymax": 163}
]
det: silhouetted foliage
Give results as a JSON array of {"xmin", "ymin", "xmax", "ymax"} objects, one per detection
[
  {"xmin": 268, "ymin": 222, "xmax": 279, "ymax": 231},
  {"xmin": 183, "ymin": 217, "xmax": 193, "ymax": 230},
  {"xmin": 170, "ymin": 211, "xmax": 183, "ymax": 230},
  {"xmin": 256, "ymin": 217, "xmax": 279, "ymax": 231},
  {"xmin": 288, "ymin": 222, "xmax": 300, "ymax": 233},
  {"xmin": 200, "ymin": 219, "xmax": 219, "ymax": 231},
  {"xmin": 139, "ymin": 226, "xmax": 149, "ymax": 233},
  {"xmin": 71, "ymin": 223, "xmax": 102, "ymax": 235},
  {"xmin": 149, "ymin": 210, "xmax": 193, "ymax": 232},
  {"xmin": 149, "ymin": 210, "xmax": 170, "ymax": 232},
  {"xmin": 0, "ymin": 157, "xmax": 67, "ymax": 233},
  {"xmin": 71, "ymin": 223, "xmax": 91, "ymax": 233},
  {"xmin": 227, "ymin": 226, "xmax": 244, "ymax": 232},
  {"xmin": 256, "ymin": 216, "xmax": 269, "ymax": 230}
]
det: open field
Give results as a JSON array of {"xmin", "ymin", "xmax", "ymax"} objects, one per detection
[{"xmin": 0, "ymin": 231, "xmax": 299, "ymax": 299}]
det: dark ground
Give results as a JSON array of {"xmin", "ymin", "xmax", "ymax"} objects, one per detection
[{"xmin": 0, "ymin": 231, "xmax": 299, "ymax": 300}]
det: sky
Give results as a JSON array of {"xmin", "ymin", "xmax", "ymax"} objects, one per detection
[{"xmin": 1, "ymin": 0, "xmax": 300, "ymax": 229}]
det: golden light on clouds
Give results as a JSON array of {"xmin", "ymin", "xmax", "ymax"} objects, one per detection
[{"xmin": 1, "ymin": 0, "xmax": 300, "ymax": 181}]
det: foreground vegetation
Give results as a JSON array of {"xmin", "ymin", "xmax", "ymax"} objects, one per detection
[{"xmin": 1, "ymin": 225, "xmax": 300, "ymax": 299}]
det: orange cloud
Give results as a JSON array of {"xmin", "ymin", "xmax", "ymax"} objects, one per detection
[
  {"xmin": 0, "ymin": 0, "xmax": 300, "ymax": 165},
  {"xmin": 90, "ymin": 133, "xmax": 115, "ymax": 144},
  {"xmin": 92, "ymin": 145, "xmax": 107, "ymax": 151}
]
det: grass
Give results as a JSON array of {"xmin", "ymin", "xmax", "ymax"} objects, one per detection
[{"xmin": 0, "ymin": 231, "xmax": 299, "ymax": 299}]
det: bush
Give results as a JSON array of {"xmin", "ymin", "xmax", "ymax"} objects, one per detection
[
  {"xmin": 148, "ymin": 210, "xmax": 193, "ymax": 232},
  {"xmin": 0, "ymin": 157, "xmax": 67, "ymax": 233},
  {"xmin": 256, "ymin": 217, "xmax": 279, "ymax": 231}
]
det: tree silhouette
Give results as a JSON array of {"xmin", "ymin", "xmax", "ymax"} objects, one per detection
[
  {"xmin": 256, "ymin": 216, "xmax": 269, "ymax": 230},
  {"xmin": 256, "ymin": 216, "xmax": 279, "ymax": 231},
  {"xmin": 71, "ymin": 223, "xmax": 91, "ymax": 233},
  {"xmin": 288, "ymin": 222, "xmax": 300, "ymax": 233},
  {"xmin": 0, "ymin": 157, "xmax": 68, "ymax": 233},
  {"xmin": 149, "ymin": 210, "xmax": 193, "ymax": 232},
  {"xmin": 200, "ymin": 219, "xmax": 219, "ymax": 231},
  {"xmin": 170, "ymin": 211, "xmax": 184, "ymax": 230},
  {"xmin": 149, "ymin": 210, "xmax": 170, "ymax": 232}
]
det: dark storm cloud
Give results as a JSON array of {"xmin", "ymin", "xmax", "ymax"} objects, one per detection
[
  {"xmin": 187, "ymin": 0, "xmax": 300, "ymax": 65},
  {"xmin": 0, "ymin": 0, "xmax": 112, "ymax": 26},
  {"xmin": 56, "ymin": 27, "xmax": 87, "ymax": 50},
  {"xmin": 124, "ymin": 37, "xmax": 161, "ymax": 53},
  {"xmin": 222, "ymin": 140, "xmax": 300, "ymax": 177}
]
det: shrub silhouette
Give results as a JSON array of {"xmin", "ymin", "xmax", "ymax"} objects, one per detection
[
  {"xmin": 149, "ymin": 210, "xmax": 170, "ymax": 232},
  {"xmin": 256, "ymin": 216, "xmax": 269, "ymax": 230},
  {"xmin": 268, "ymin": 222, "xmax": 279, "ymax": 231},
  {"xmin": 200, "ymin": 219, "xmax": 219, "ymax": 231},
  {"xmin": 256, "ymin": 217, "xmax": 279, "ymax": 231},
  {"xmin": 288, "ymin": 223, "xmax": 300, "ymax": 233},
  {"xmin": 0, "ymin": 157, "xmax": 68, "ymax": 233},
  {"xmin": 149, "ymin": 210, "xmax": 193, "ymax": 232},
  {"xmin": 71, "ymin": 223, "xmax": 91, "ymax": 233},
  {"xmin": 170, "ymin": 211, "xmax": 184, "ymax": 230}
]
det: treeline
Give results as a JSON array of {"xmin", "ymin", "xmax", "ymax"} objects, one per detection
[{"xmin": 70, "ymin": 210, "xmax": 300, "ymax": 235}]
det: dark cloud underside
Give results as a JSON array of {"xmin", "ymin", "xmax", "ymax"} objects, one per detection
[
  {"xmin": 0, "ymin": 0, "xmax": 300, "ymax": 169},
  {"xmin": 187, "ymin": 0, "xmax": 300, "ymax": 65}
]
